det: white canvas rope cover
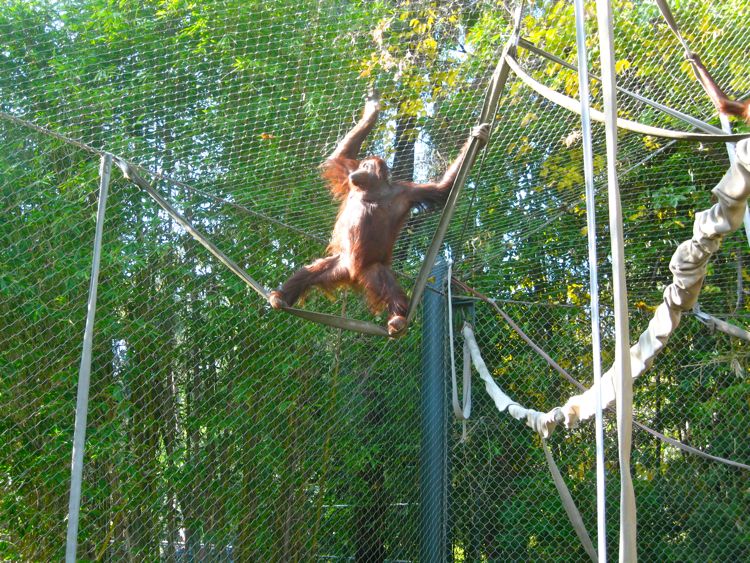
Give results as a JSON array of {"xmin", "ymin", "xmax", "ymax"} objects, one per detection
[
  {"xmin": 456, "ymin": 140, "xmax": 750, "ymax": 560},
  {"xmin": 458, "ymin": 139, "xmax": 750, "ymax": 445},
  {"xmin": 461, "ymin": 324, "xmax": 597, "ymax": 563},
  {"xmin": 563, "ymin": 138, "xmax": 750, "ymax": 428}
]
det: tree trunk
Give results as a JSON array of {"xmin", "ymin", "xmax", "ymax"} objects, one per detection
[{"xmin": 392, "ymin": 114, "xmax": 417, "ymax": 182}]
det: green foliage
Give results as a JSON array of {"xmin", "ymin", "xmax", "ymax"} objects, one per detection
[{"xmin": 1, "ymin": 0, "xmax": 749, "ymax": 561}]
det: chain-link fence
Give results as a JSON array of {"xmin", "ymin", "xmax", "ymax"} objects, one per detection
[{"xmin": 2, "ymin": 0, "xmax": 749, "ymax": 561}]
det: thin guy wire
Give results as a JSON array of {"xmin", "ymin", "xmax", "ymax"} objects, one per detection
[{"xmin": 0, "ymin": 111, "xmax": 328, "ymax": 246}]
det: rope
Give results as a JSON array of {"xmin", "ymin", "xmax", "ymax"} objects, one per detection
[
  {"xmin": 453, "ymin": 279, "xmax": 750, "ymax": 472},
  {"xmin": 591, "ymin": 3, "xmax": 637, "ymax": 556},
  {"xmin": 404, "ymin": 5, "xmax": 523, "ymax": 327},
  {"xmin": 652, "ymin": 0, "xmax": 749, "ymax": 125},
  {"xmin": 454, "ymin": 2, "xmax": 525, "ymax": 252},
  {"xmin": 447, "ymin": 263, "xmax": 472, "ymax": 443},
  {"xmin": 462, "ymin": 323, "xmax": 597, "ymax": 563},
  {"xmin": 113, "ymin": 158, "xmax": 392, "ymax": 337},
  {"xmin": 634, "ymin": 419, "xmax": 750, "ymax": 471},
  {"xmin": 404, "ymin": 126, "xmax": 486, "ymax": 325},
  {"xmin": 504, "ymin": 55, "xmax": 750, "ymax": 143},
  {"xmin": 653, "ymin": 0, "xmax": 692, "ymax": 54},
  {"xmin": 114, "ymin": 159, "xmax": 270, "ymax": 299},
  {"xmin": 284, "ymin": 307, "xmax": 389, "ymax": 337},
  {"xmin": 718, "ymin": 115, "xmax": 750, "ymax": 247},
  {"xmin": 517, "ymin": 38, "xmax": 725, "ymax": 135},
  {"xmin": 693, "ymin": 305, "xmax": 750, "ymax": 342},
  {"xmin": 541, "ymin": 439, "xmax": 598, "ymax": 563},
  {"xmin": 0, "ymin": 111, "xmax": 328, "ymax": 246}
]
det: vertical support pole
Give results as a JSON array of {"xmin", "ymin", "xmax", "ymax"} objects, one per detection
[
  {"xmin": 573, "ymin": 1, "xmax": 607, "ymax": 560},
  {"xmin": 420, "ymin": 257, "xmax": 448, "ymax": 563},
  {"xmin": 66, "ymin": 153, "xmax": 112, "ymax": 563},
  {"xmin": 594, "ymin": 1, "xmax": 636, "ymax": 561}
]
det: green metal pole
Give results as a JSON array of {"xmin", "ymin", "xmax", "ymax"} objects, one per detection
[{"xmin": 420, "ymin": 257, "xmax": 448, "ymax": 562}]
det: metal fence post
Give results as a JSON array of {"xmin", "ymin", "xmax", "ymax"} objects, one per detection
[
  {"xmin": 65, "ymin": 153, "xmax": 112, "ymax": 562},
  {"xmin": 573, "ymin": 0, "xmax": 607, "ymax": 560},
  {"xmin": 420, "ymin": 256, "xmax": 448, "ymax": 562}
]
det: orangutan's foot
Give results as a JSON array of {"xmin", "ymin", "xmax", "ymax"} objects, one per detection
[
  {"xmin": 387, "ymin": 315, "xmax": 407, "ymax": 336},
  {"xmin": 268, "ymin": 290, "xmax": 288, "ymax": 310}
]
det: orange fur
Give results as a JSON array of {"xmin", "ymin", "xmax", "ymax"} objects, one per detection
[{"xmin": 271, "ymin": 96, "xmax": 487, "ymax": 335}]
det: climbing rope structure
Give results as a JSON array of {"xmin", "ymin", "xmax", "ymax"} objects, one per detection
[{"xmin": 1, "ymin": 1, "xmax": 749, "ymax": 561}]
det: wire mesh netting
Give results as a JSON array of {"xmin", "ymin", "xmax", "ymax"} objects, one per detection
[{"xmin": 1, "ymin": 0, "xmax": 749, "ymax": 561}]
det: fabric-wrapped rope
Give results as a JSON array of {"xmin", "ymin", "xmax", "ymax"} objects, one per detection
[{"xmin": 563, "ymin": 139, "xmax": 750, "ymax": 428}]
